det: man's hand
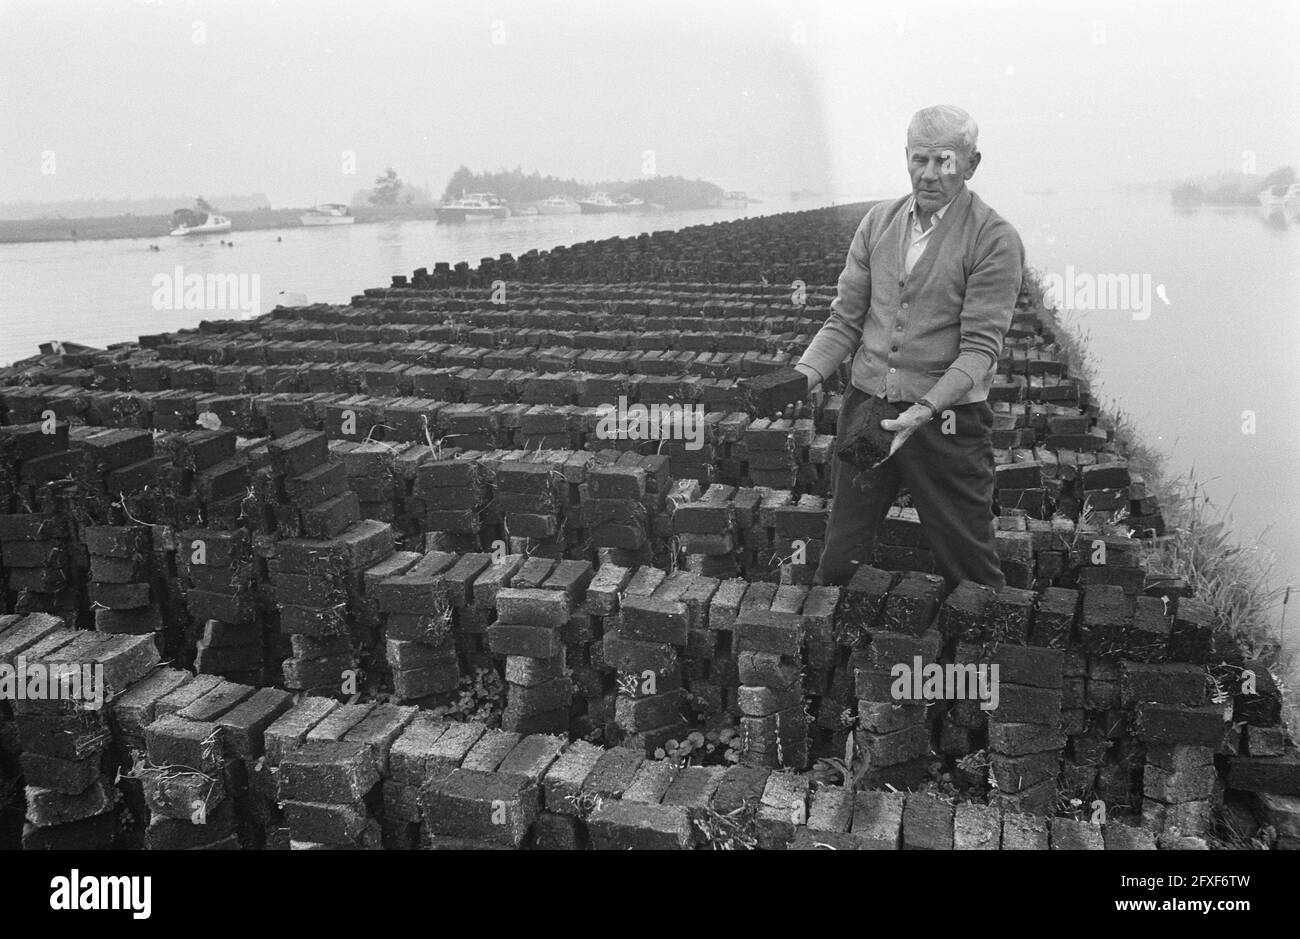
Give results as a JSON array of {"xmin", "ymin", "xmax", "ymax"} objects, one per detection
[{"xmin": 879, "ymin": 403, "xmax": 934, "ymax": 457}]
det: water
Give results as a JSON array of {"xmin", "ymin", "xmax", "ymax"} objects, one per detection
[
  {"xmin": 0, "ymin": 197, "xmax": 821, "ymax": 364},
  {"xmin": 3, "ymin": 188, "xmax": 1297, "ymax": 653},
  {"xmin": 989, "ymin": 187, "xmax": 1300, "ymax": 660}
]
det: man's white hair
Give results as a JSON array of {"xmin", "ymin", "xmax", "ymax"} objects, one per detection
[{"xmin": 907, "ymin": 105, "xmax": 979, "ymax": 156}]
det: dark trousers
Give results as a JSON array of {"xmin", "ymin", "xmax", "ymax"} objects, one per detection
[{"xmin": 814, "ymin": 382, "xmax": 1005, "ymax": 590}]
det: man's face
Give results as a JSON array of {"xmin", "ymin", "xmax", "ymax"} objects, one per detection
[{"xmin": 906, "ymin": 138, "xmax": 980, "ymax": 213}]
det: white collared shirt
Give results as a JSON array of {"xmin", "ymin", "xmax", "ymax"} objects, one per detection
[{"xmin": 904, "ymin": 194, "xmax": 957, "ymax": 275}]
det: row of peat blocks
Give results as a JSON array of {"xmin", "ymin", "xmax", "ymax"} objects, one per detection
[{"xmin": 0, "ymin": 204, "xmax": 1294, "ymax": 850}]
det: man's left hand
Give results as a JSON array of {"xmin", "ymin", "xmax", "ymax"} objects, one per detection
[{"xmin": 879, "ymin": 404, "xmax": 934, "ymax": 458}]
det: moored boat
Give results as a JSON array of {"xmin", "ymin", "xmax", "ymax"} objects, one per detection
[
  {"xmin": 434, "ymin": 192, "xmax": 511, "ymax": 222},
  {"xmin": 300, "ymin": 203, "xmax": 355, "ymax": 226},
  {"xmin": 537, "ymin": 194, "xmax": 580, "ymax": 215},
  {"xmin": 577, "ymin": 192, "xmax": 623, "ymax": 214},
  {"xmin": 169, "ymin": 208, "xmax": 232, "ymax": 236}
]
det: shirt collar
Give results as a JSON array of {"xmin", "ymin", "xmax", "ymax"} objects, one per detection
[{"xmin": 909, "ymin": 190, "xmax": 959, "ymax": 232}]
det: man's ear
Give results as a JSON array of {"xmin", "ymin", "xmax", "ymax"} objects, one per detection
[{"xmin": 965, "ymin": 151, "xmax": 982, "ymax": 179}]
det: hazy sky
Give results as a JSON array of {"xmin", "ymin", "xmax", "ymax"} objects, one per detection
[{"xmin": 2, "ymin": 0, "xmax": 1297, "ymax": 207}]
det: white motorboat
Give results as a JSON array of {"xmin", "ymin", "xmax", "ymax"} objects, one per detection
[
  {"xmin": 537, "ymin": 195, "xmax": 580, "ymax": 215},
  {"xmin": 435, "ymin": 192, "xmax": 511, "ymax": 222},
  {"xmin": 169, "ymin": 208, "xmax": 232, "ymax": 236},
  {"xmin": 577, "ymin": 192, "xmax": 623, "ymax": 214},
  {"xmin": 300, "ymin": 203, "xmax": 355, "ymax": 226},
  {"xmin": 578, "ymin": 192, "xmax": 647, "ymax": 214}
]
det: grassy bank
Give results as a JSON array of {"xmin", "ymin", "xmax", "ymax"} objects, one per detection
[
  {"xmin": 0, "ymin": 204, "xmax": 445, "ymax": 244},
  {"xmin": 1025, "ymin": 266, "xmax": 1296, "ymax": 731}
]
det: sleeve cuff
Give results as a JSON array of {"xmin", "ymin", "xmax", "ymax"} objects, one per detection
[
  {"xmin": 793, "ymin": 361, "xmax": 824, "ymax": 384},
  {"xmin": 948, "ymin": 352, "xmax": 991, "ymax": 386}
]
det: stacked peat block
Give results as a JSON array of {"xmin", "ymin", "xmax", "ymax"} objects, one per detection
[
  {"xmin": 0, "ymin": 511, "xmax": 78, "ymax": 621},
  {"xmin": 1070, "ymin": 526, "xmax": 1148, "ymax": 598},
  {"xmin": 792, "ymin": 584, "xmax": 844, "ymax": 759},
  {"xmin": 0, "ymin": 614, "xmax": 20, "ymax": 849},
  {"xmin": 649, "ymin": 407, "xmax": 726, "ymax": 489},
  {"xmin": 330, "ymin": 440, "xmax": 403, "ymax": 526},
  {"xmin": 0, "ymin": 415, "xmax": 81, "ymax": 623},
  {"xmin": 275, "ymin": 520, "xmax": 396, "ymax": 698},
  {"xmin": 742, "ymin": 488, "xmax": 785, "ymax": 576},
  {"xmin": 152, "ymin": 427, "xmax": 249, "ymax": 662},
  {"xmin": 265, "ymin": 428, "xmax": 395, "ymax": 695},
  {"xmin": 994, "ymin": 513, "xmax": 1037, "ymax": 588},
  {"xmin": 423, "ymin": 730, "xmax": 570, "ymax": 849},
  {"xmin": 932, "ymin": 580, "xmax": 996, "ymax": 759},
  {"xmin": 177, "ymin": 527, "xmax": 262, "ymax": 682},
  {"xmin": 735, "ymin": 418, "xmax": 801, "ymax": 490},
  {"xmin": 488, "ymin": 572, "xmax": 574, "ymax": 735},
  {"xmin": 599, "ymin": 566, "xmax": 689, "ymax": 753},
  {"xmin": 844, "ymin": 571, "xmax": 948, "ymax": 787},
  {"xmin": 264, "ymin": 429, "xmax": 358, "ymax": 542},
  {"xmin": 375, "ymin": 549, "xmax": 469, "ymax": 704},
  {"xmin": 1075, "ymin": 459, "xmax": 1137, "ymax": 527},
  {"xmin": 994, "ymin": 458, "xmax": 1049, "ymax": 519},
  {"xmin": 676, "ymin": 570, "xmax": 730, "ymax": 733},
  {"xmin": 277, "ymin": 700, "xmax": 416, "ymax": 849},
  {"xmin": 384, "ymin": 714, "xmax": 485, "ymax": 847},
  {"xmin": 624, "ymin": 568, "xmax": 724, "ymax": 741},
  {"xmin": 495, "ymin": 456, "xmax": 570, "ymax": 556},
  {"xmin": 583, "ymin": 452, "xmax": 673, "ymax": 568},
  {"xmin": 733, "ymin": 579, "xmax": 819, "ymax": 769},
  {"xmin": 85, "ymin": 524, "xmax": 164, "ymax": 641},
  {"xmin": 0, "ymin": 421, "xmax": 74, "ymax": 539},
  {"xmin": 423, "ymin": 760, "xmax": 538, "ymax": 849},
  {"xmin": 963, "ymin": 639, "xmax": 1067, "ymax": 815},
  {"xmin": 1124, "ymin": 656, "xmax": 1225, "ymax": 840},
  {"xmin": 3, "ymin": 616, "xmax": 160, "ymax": 849},
  {"xmin": 411, "ymin": 452, "xmax": 487, "ymax": 551},
  {"xmin": 1224, "ymin": 659, "xmax": 1300, "ymax": 848},
  {"xmin": 387, "ymin": 442, "xmax": 434, "ymax": 547},
  {"xmin": 518, "ymin": 404, "xmax": 581, "ymax": 451},
  {"xmin": 109, "ymin": 665, "xmax": 191, "ymax": 838},
  {"xmin": 669, "ymin": 480, "xmax": 742, "ymax": 578},
  {"xmin": 168, "ymin": 428, "xmax": 259, "ymax": 668},
  {"xmin": 530, "ymin": 557, "xmax": 594, "ymax": 731},
  {"xmin": 249, "ymin": 695, "xmax": 381, "ymax": 848},
  {"xmin": 1026, "ymin": 515, "xmax": 1074, "ymax": 590},
  {"xmin": 135, "ymin": 675, "xmax": 263, "ymax": 849},
  {"xmin": 872, "ymin": 506, "xmax": 931, "ymax": 573},
  {"xmin": 69, "ymin": 426, "xmax": 159, "ymax": 523},
  {"xmin": 772, "ymin": 493, "xmax": 829, "ymax": 585}
]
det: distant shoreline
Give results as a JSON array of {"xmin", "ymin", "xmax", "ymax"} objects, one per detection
[{"xmin": 0, "ymin": 205, "xmax": 446, "ymax": 245}]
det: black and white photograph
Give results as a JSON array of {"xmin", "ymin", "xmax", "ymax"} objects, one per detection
[{"xmin": 0, "ymin": 0, "xmax": 1295, "ymax": 914}]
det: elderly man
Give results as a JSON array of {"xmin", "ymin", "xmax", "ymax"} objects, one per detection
[{"xmin": 794, "ymin": 105, "xmax": 1024, "ymax": 589}]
